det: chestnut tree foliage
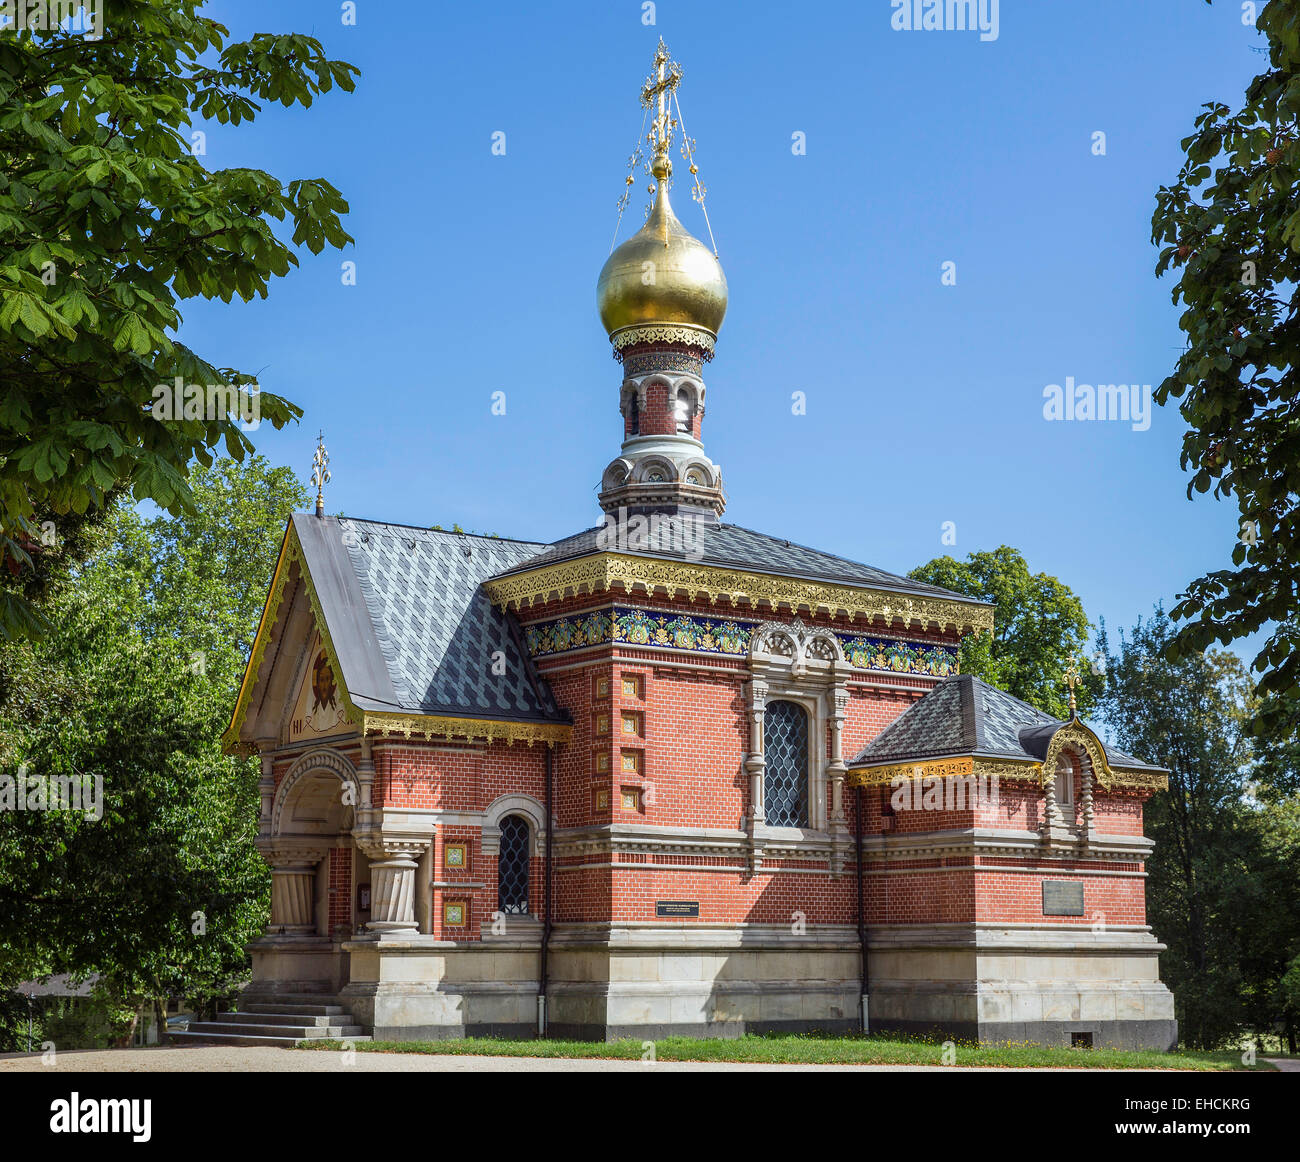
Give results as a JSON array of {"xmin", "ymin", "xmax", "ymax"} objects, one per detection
[
  {"xmin": 1151, "ymin": 0, "xmax": 1300, "ymax": 719},
  {"xmin": 0, "ymin": 456, "xmax": 304, "ymax": 1042},
  {"xmin": 0, "ymin": 0, "xmax": 356, "ymax": 637}
]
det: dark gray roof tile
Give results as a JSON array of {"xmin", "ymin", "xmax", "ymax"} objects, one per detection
[
  {"xmin": 294, "ymin": 515, "xmax": 564, "ymax": 723},
  {"xmin": 849, "ymin": 674, "xmax": 1166, "ymax": 773},
  {"xmin": 491, "ymin": 520, "xmax": 988, "ymax": 605}
]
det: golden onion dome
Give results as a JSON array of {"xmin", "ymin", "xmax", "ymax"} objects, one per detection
[{"xmin": 597, "ymin": 161, "xmax": 728, "ymax": 341}]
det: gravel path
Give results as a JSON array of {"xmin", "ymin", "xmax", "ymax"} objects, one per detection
[
  {"xmin": 0, "ymin": 1045, "xmax": 1242, "ymax": 1072},
  {"xmin": 0, "ymin": 1045, "xmax": 949, "ymax": 1072}
]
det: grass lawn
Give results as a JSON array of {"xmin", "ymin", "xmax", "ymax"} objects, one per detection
[{"xmin": 297, "ymin": 1033, "xmax": 1273, "ymax": 1070}]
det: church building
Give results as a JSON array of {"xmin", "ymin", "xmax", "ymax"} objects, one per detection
[{"xmin": 202, "ymin": 42, "xmax": 1177, "ymax": 1050}]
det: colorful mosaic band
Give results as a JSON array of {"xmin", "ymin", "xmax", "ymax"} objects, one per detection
[{"xmin": 522, "ymin": 605, "xmax": 959, "ymax": 678}]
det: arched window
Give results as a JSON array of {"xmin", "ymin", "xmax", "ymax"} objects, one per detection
[
  {"xmin": 674, "ymin": 388, "xmax": 692, "ymax": 432},
  {"xmin": 764, "ymin": 700, "xmax": 809, "ymax": 827},
  {"xmin": 1055, "ymin": 755, "xmax": 1075, "ymax": 809},
  {"xmin": 628, "ymin": 392, "xmax": 640, "ymax": 435},
  {"xmin": 497, "ymin": 814, "xmax": 530, "ymax": 915}
]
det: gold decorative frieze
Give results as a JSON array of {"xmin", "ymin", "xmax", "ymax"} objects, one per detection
[
  {"xmin": 848, "ymin": 749, "xmax": 1166, "ymax": 792},
  {"xmin": 362, "ymin": 711, "xmax": 570, "ymax": 747},
  {"xmin": 849, "ymin": 756, "xmax": 1038, "ymax": 788},
  {"xmin": 485, "ymin": 552, "xmax": 993, "ymax": 635},
  {"xmin": 610, "ymin": 323, "xmax": 716, "ymax": 357}
]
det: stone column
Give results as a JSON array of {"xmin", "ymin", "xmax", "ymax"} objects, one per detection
[
  {"xmin": 744, "ymin": 680, "xmax": 768, "ymax": 827},
  {"xmin": 257, "ymin": 750, "xmax": 275, "ymax": 839},
  {"xmin": 264, "ymin": 848, "xmax": 326, "ymax": 934},
  {"xmin": 1081, "ymin": 758, "xmax": 1096, "ymax": 842},
  {"xmin": 358, "ymin": 838, "xmax": 429, "ymax": 933},
  {"xmin": 1040, "ymin": 758, "xmax": 1072, "ymax": 845},
  {"xmin": 826, "ymin": 687, "xmax": 849, "ymax": 832}
]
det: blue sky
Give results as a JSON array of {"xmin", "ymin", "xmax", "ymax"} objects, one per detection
[{"xmin": 188, "ymin": 0, "xmax": 1266, "ymax": 657}]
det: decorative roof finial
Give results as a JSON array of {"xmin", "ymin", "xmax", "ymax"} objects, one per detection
[
  {"xmin": 311, "ymin": 431, "xmax": 331, "ymax": 518},
  {"xmin": 1064, "ymin": 655, "xmax": 1081, "ymax": 719}
]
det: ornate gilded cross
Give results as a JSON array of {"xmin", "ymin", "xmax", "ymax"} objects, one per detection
[
  {"xmin": 640, "ymin": 38, "xmax": 682, "ymax": 174},
  {"xmin": 311, "ymin": 431, "xmax": 331, "ymax": 518},
  {"xmin": 1064, "ymin": 655, "xmax": 1081, "ymax": 718}
]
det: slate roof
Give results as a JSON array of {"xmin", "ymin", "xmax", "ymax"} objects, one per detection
[
  {"xmin": 848, "ymin": 674, "xmax": 1166, "ymax": 773},
  {"xmin": 293, "ymin": 515, "xmax": 566, "ymax": 723},
  {"xmin": 489, "ymin": 520, "xmax": 988, "ymax": 606}
]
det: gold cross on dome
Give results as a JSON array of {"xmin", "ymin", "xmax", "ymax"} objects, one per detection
[
  {"xmin": 640, "ymin": 38, "xmax": 682, "ymax": 172},
  {"xmin": 1064, "ymin": 655, "xmax": 1082, "ymax": 717}
]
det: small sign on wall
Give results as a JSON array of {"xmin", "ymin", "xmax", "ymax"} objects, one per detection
[
  {"xmin": 1042, "ymin": 881, "xmax": 1085, "ymax": 916},
  {"xmin": 656, "ymin": 900, "xmax": 700, "ymax": 918}
]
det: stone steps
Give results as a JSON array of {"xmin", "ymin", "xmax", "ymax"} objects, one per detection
[
  {"xmin": 238, "ymin": 1003, "xmax": 348, "ymax": 1018},
  {"xmin": 186, "ymin": 1021, "xmax": 366, "ymax": 1039},
  {"xmin": 170, "ymin": 994, "xmax": 370, "ymax": 1047},
  {"xmin": 215, "ymin": 1011, "xmax": 346, "ymax": 1028}
]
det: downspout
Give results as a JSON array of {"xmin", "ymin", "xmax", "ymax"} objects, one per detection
[
  {"xmin": 854, "ymin": 784, "xmax": 869, "ymax": 1034},
  {"xmin": 538, "ymin": 741, "xmax": 554, "ymax": 1037}
]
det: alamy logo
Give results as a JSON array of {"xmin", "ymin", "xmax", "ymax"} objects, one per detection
[
  {"xmin": 1042, "ymin": 378, "xmax": 1152, "ymax": 432},
  {"xmin": 890, "ymin": 0, "xmax": 1000, "ymax": 42},
  {"xmin": 50, "ymin": 1093, "xmax": 151, "ymax": 1142},
  {"xmin": 151, "ymin": 377, "xmax": 261, "ymax": 430},
  {"xmin": 0, "ymin": 764, "xmax": 102, "ymax": 821},
  {"xmin": 890, "ymin": 772, "xmax": 1000, "ymax": 812},
  {"xmin": 0, "ymin": 1, "xmax": 103, "ymax": 39}
]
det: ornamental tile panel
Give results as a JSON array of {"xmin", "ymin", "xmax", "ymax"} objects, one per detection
[{"xmin": 522, "ymin": 604, "xmax": 959, "ymax": 677}]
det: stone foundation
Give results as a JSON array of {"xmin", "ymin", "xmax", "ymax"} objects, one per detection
[
  {"xmin": 252, "ymin": 921, "xmax": 1176, "ymax": 1049},
  {"xmin": 865, "ymin": 922, "xmax": 1178, "ymax": 1050}
]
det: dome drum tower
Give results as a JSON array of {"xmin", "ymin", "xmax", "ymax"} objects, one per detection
[{"xmin": 595, "ymin": 41, "xmax": 728, "ymax": 524}]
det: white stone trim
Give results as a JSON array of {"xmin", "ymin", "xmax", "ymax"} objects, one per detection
[{"xmin": 481, "ymin": 792, "xmax": 547, "ymax": 856}]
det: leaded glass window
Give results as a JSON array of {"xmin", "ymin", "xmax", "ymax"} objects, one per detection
[
  {"xmin": 764, "ymin": 700, "xmax": 809, "ymax": 827},
  {"xmin": 497, "ymin": 815, "xmax": 530, "ymax": 915}
]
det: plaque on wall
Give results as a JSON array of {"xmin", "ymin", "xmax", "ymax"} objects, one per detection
[
  {"xmin": 1042, "ymin": 881, "xmax": 1085, "ymax": 916},
  {"xmin": 656, "ymin": 900, "xmax": 700, "ymax": 918}
]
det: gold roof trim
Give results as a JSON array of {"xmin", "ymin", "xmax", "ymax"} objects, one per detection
[
  {"xmin": 484, "ymin": 551, "xmax": 994, "ymax": 635},
  {"xmin": 610, "ymin": 323, "xmax": 717, "ymax": 355},
  {"xmin": 847, "ymin": 749, "xmax": 1167, "ymax": 793},
  {"xmin": 362, "ymin": 712, "xmax": 571, "ymax": 747}
]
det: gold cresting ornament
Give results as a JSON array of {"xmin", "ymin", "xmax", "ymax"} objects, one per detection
[
  {"xmin": 1064, "ymin": 655, "xmax": 1082, "ymax": 718},
  {"xmin": 311, "ymin": 432, "xmax": 331, "ymax": 518}
]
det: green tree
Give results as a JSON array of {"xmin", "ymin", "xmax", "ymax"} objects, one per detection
[
  {"xmin": 1150, "ymin": 0, "xmax": 1300, "ymax": 714},
  {"xmin": 0, "ymin": 455, "xmax": 304, "ymax": 1046},
  {"xmin": 910, "ymin": 546, "xmax": 1096, "ymax": 719},
  {"xmin": 1096, "ymin": 609, "xmax": 1300, "ymax": 1050},
  {"xmin": 0, "ymin": 0, "xmax": 356, "ymax": 638}
]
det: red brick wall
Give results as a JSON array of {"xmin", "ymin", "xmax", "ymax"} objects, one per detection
[
  {"xmin": 328, "ymin": 846, "xmax": 352, "ymax": 933},
  {"xmin": 263, "ymin": 600, "xmax": 1158, "ymax": 942}
]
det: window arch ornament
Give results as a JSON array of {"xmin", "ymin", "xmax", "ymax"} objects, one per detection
[
  {"xmin": 744, "ymin": 618, "xmax": 853, "ymax": 860},
  {"xmin": 481, "ymin": 792, "xmax": 547, "ymax": 857},
  {"xmin": 1039, "ymin": 721, "xmax": 1111, "ymax": 843}
]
